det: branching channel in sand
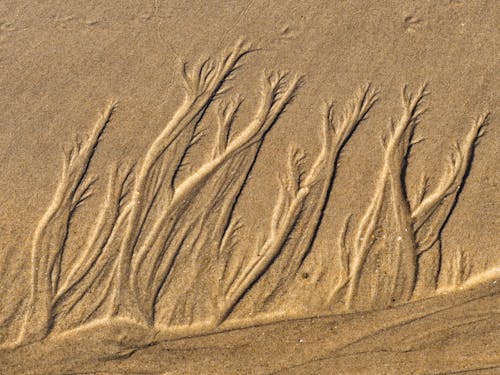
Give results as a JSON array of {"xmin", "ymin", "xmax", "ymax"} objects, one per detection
[{"xmin": 3, "ymin": 39, "xmax": 493, "ymax": 348}]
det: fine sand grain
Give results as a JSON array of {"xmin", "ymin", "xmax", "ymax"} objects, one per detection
[{"xmin": 0, "ymin": 1, "xmax": 498, "ymax": 374}]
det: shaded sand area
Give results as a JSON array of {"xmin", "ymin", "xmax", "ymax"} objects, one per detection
[{"xmin": 2, "ymin": 276, "xmax": 498, "ymax": 375}]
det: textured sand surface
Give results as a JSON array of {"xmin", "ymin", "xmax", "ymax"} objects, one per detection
[{"xmin": 0, "ymin": 1, "xmax": 498, "ymax": 374}]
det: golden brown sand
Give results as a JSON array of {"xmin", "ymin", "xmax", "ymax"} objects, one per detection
[{"xmin": 0, "ymin": 1, "xmax": 498, "ymax": 374}]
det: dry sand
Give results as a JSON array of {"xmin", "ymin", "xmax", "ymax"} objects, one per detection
[{"xmin": 0, "ymin": 1, "xmax": 498, "ymax": 374}]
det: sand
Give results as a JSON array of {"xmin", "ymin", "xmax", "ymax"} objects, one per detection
[{"xmin": 0, "ymin": 1, "xmax": 498, "ymax": 374}]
